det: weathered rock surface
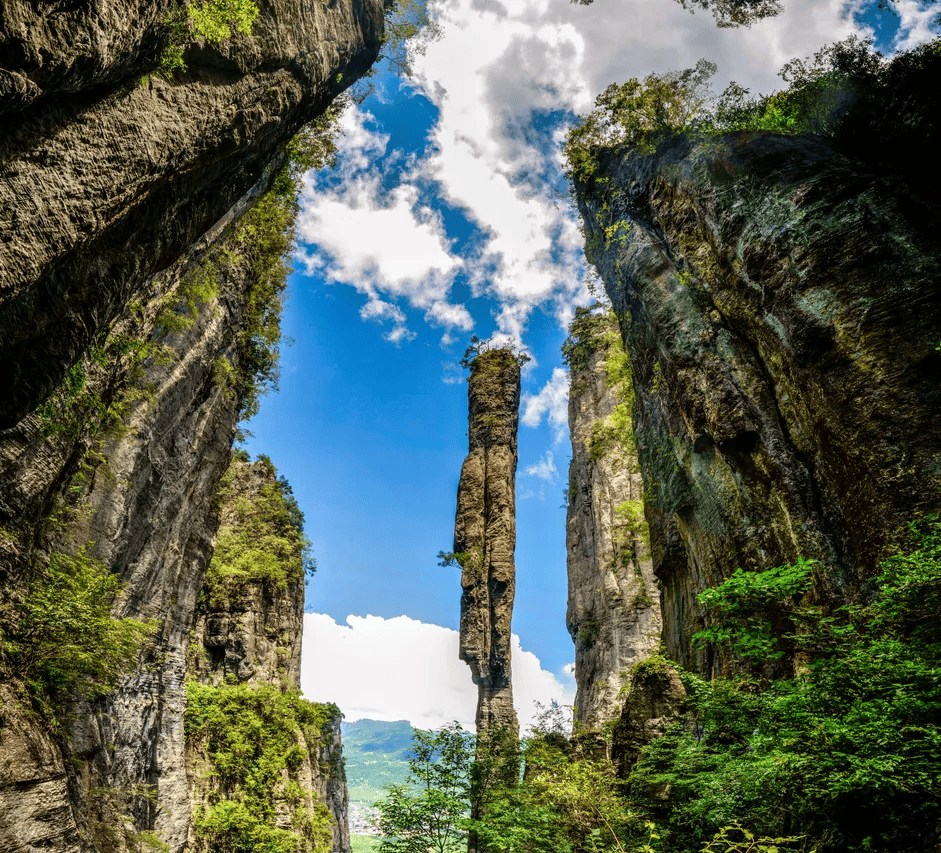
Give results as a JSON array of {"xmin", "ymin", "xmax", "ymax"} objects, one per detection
[
  {"xmin": 185, "ymin": 457, "xmax": 350, "ymax": 853},
  {"xmin": 188, "ymin": 457, "xmax": 306, "ymax": 689},
  {"xmin": 0, "ymin": 220, "xmax": 248, "ymax": 850},
  {"xmin": 610, "ymin": 662, "xmax": 686, "ymax": 777},
  {"xmin": 0, "ymin": 0, "xmax": 377, "ymax": 847},
  {"xmin": 0, "ymin": 0, "xmax": 382, "ymax": 428},
  {"xmin": 575, "ymin": 75, "xmax": 941, "ymax": 673},
  {"xmin": 455, "ymin": 349, "xmax": 522, "ymax": 737},
  {"xmin": 565, "ymin": 310, "xmax": 662, "ymax": 731}
]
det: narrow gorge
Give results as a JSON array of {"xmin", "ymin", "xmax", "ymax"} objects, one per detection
[{"xmin": 0, "ymin": 1, "xmax": 939, "ymax": 850}]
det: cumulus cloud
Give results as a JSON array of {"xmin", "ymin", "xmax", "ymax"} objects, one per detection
[
  {"xmin": 295, "ymin": 108, "xmax": 471, "ymax": 342},
  {"xmin": 525, "ymin": 450, "xmax": 557, "ymax": 482},
  {"xmin": 521, "ymin": 368, "xmax": 569, "ymax": 441},
  {"xmin": 301, "ymin": 613, "xmax": 574, "ymax": 731},
  {"xmin": 297, "ymin": 0, "xmax": 937, "ymax": 347}
]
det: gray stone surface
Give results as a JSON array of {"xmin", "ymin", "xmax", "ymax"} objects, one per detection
[
  {"xmin": 575, "ymin": 125, "xmax": 941, "ymax": 675},
  {"xmin": 455, "ymin": 349, "xmax": 522, "ymax": 738},
  {"xmin": 566, "ymin": 312, "xmax": 662, "ymax": 731},
  {"xmin": 0, "ymin": 0, "xmax": 382, "ymax": 427}
]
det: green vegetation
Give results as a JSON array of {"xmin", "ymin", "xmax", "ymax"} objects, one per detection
[
  {"xmin": 379, "ymin": 0, "xmax": 442, "ymax": 78},
  {"xmin": 185, "ymin": 681, "xmax": 340, "ymax": 853},
  {"xmin": 342, "ymin": 719, "xmax": 415, "ymax": 805},
  {"xmin": 374, "ymin": 518, "xmax": 941, "ymax": 853},
  {"xmin": 204, "ymin": 452, "xmax": 315, "ymax": 603},
  {"xmin": 626, "ymin": 515, "xmax": 941, "ymax": 853},
  {"xmin": 375, "ymin": 723, "xmax": 472, "ymax": 853},
  {"xmin": 563, "ymin": 306, "xmax": 635, "ymax": 467},
  {"xmin": 159, "ymin": 0, "xmax": 260, "ymax": 76},
  {"xmin": 0, "ymin": 548, "xmax": 155, "ymax": 725},
  {"xmin": 351, "ymin": 836, "xmax": 384, "ymax": 853},
  {"xmin": 563, "ymin": 35, "xmax": 914, "ymax": 188}
]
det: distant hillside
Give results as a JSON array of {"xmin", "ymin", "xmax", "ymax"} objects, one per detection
[{"xmin": 342, "ymin": 719, "xmax": 414, "ymax": 805}]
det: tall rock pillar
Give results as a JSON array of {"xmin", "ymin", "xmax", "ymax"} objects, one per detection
[
  {"xmin": 564, "ymin": 308, "xmax": 662, "ymax": 733},
  {"xmin": 454, "ymin": 348, "xmax": 521, "ymax": 739}
]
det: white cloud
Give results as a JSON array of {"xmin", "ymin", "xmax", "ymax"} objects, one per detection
[
  {"xmin": 525, "ymin": 450, "xmax": 557, "ymax": 482},
  {"xmin": 295, "ymin": 107, "xmax": 470, "ymax": 340},
  {"xmin": 892, "ymin": 0, "xmax": 941, "ymax": 50},
  {"xmin": 521, "ymin": 367, "xmax": 569, "ymax": 440},
  {"xmin": 298, "ymin": 0, "xmax": 937, "ymax": 348},
  {"xmin": 301, "ymin": 613, "xmax": 574, "ymax": 731}
]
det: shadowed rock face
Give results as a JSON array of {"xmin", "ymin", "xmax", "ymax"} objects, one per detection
[
  {"xmin": 455, "ymin": 348, "xmax": 521, "ymax": 737},
  {"xmin": 0, "ymin": 0, "xmax": 382, "ymax": 428},
  {"xmin": 575, "ymin": 85, "xmax": 941, "ymax": 674},
  {"xmin": 0, "ymin": 0, "xmax": 379, "ymax": 843},
  {"xmin": 565, "ymin": 311, "xmax": 662, "ymax": 730}
]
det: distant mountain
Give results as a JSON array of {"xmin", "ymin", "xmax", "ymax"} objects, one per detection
[{"xmin": 342, "ymin": 719, "xmax": 414, "ymax": 806}]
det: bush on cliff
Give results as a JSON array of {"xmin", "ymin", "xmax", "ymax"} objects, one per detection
[
  {"xmin": 627, "ymin": 515, "xmax": 941, "ymax": 853},
  {"xmin": 0, "ymin": 549, "xmax": 155, "ymax": 725},
  {"xmin": 186, "ymin": 681, "xmax": 339, "ymax": 853}
]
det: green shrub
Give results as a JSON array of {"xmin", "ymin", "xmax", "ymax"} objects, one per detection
[
  {"xmin": 204, "ymin": 455, "xmax": 315, "ymax": 603},
  {"xmin": 1, "ymin": 549, "xmax": 155, "ymax": 723},
  {"xmin": 628, "ymin": 516, "xmax": 941, "ymax": 853},
  {"xmin": 186, "ymin": 681, "xmax": 338, "ymax": 853}
]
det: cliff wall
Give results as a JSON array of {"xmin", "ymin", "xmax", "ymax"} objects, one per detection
[
  {"xmin": 564, "ymin": 309, "xmax": 661, "ymax": 731},
  {"xmin": 185, "ymin": 455, "xmax": 350, "ymax": 853},
  {"xmin": 573, "ymin": 59, "xmax": 941, "ymax": 673},
  {"xmin": 0, "ymin": 0, "xmax": 379, "ymax": 845},
  {"xmin": 0, "ymin": 0, "xmax": 382, "ymax": 428},
  {"xmin": 454, "ymin": 348, "xmax": 522, "ymax": 738}
]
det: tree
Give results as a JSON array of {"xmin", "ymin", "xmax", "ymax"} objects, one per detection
[{"xmin": 375, "ymin": 723, "xmax": 473, "ymax": 853}]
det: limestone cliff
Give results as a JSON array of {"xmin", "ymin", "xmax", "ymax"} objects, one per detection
[
  {"xmin": 188, "ymin": 455, "xmax": 309, "ymax": 689},
  {"xmin": 185, "ymin": 454, "xmax": 350, "ymax": 853},
  {"xmin": 572, "ymin": 52, "xmax": 941, "ymax": 674},
  {"xmin": 564, "ymin": 308, "xmax": 662, "ymax": 731},
  {"xmin": 0, "ymin": 0, "xmax": 382, "ymax": 428},
  {"xmin": 0, "ymin": 0, "xmax": 379, "ymax": 845},
  {"xmin": 454, "ymin": 348, "xmax": 522, "ymax": 737}
]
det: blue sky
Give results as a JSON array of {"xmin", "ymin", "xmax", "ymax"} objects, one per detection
[{"xmin": 244, "ymin": 0, "xmax": 937, "ymax": 728}]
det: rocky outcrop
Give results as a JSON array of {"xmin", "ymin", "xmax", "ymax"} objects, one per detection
[
  {"xmin": 0, "ymin": 222, "xmax": 248, "ymax": 850},
  {"xmin": 454, "ymin": 348, "xmax": 522, "ymax": 738},
  {"xmin": 0, "ymin": 0, "xmax": 379, "ymax": 847},
  {"xmin": 573, "ymin": 58, "xmax": 941, "ymax": 674},
  {"xmin": 565, "ymin": 309, "xmax": 662, "ymax": 731},
  {"xmin": 185, "ymin": 455, "xmax": 349, "ymax": 853},
  {"xmin": 188, "ymin": 455, "xmax": 307, "ymax": 688},
  {"xmin": 0, "ymin": 0, "xmax": 382, "ymax": 428},
  {"xmin": 610, "ymin": 660, "xmax": 686, "ymax": 777}
]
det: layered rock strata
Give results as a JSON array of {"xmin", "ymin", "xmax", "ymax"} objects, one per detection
[
  {"xmin": 565, "ymin": 309, "xmax": 662, "ymax": 731},
  {"xmin": 0, "ymin": 0, "xmax": 382, "ymax": 428},
  {"xmin": 573, "ymin": 67, "xmax": 941, "ymax": 674},
  {"xmin": 454, "ymin": 348, "xmax": 522, "ymax": 738},
  {"xmin": 188, "ymin": 456, "xmax": 308, "ymax": 689},
  {"xmin": 0, "ymin": 0, "xmax": 378, "ymax": 847},
  {"xmin": 0, "ymin": 224, "xmax": 249, "ymax": 851}
]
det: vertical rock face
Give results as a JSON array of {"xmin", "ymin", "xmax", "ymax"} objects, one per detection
[
  {"xmin": 565, "ymin": 309, "xmax": 662, "ymax": 731},
  {"xmin": 0, "ymin": 0, "xmax": 382, "ymax": 428},
  {"xmin": 455, "ymin": 349, "xmax": 522, "ymax": 737},
  {"xmin": 188, "ymin": 456, "xmax": 307, "ymax": 689},
  {"xmin": 0, "ymin": 1, "xmax": 378, "ymax": 848},
  {"xmin": 185, "ymin": 455, "xmax": 350, "ymax": 853},
  {"xmin": 573, "ymin": 65, "xmax": 941, "ymax": 673},
  {"xmin": 0, "ymin": 223, "xmax": 247, "ymax": 851}
]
